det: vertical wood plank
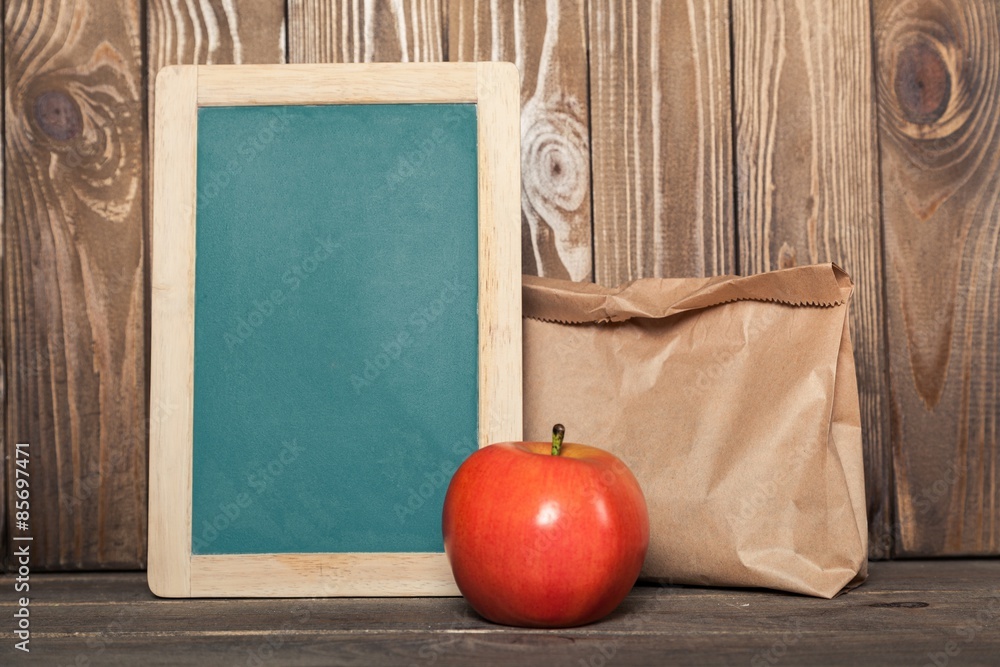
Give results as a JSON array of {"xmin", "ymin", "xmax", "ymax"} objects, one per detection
[
  {"xmin": 148, "ymin": 0, "xmax": 286, "ymax": 70},
  {"xmin": 589, "ymin": 0, "xmax": 734, "ymax": 283},
  {"xmin": 451, "ymin": 0, "xmax": 593, "ymax": 281},
  {"xmin": 4, "ymin": 0, "xmax": 146, "ymax": 568},
  {"xmin": 732, "ymin": 0, "xmax": 893, "ymax": 557},
  {"xmin": 289, "ymin": 0, "xmax": 446, "ymax": 64},
  {"xmin": 874, "ymin": 0, "xmax": 1000, "ymax": 556}
]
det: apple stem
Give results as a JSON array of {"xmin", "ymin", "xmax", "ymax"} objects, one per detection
[{"xmin": 551, "ymin": 424, "xmax": 565, "ymax": 456}]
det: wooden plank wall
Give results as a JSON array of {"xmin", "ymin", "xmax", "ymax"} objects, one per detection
[{"xmin": 2, "ymin": 0, "xmax": 997, "ymax": 568}]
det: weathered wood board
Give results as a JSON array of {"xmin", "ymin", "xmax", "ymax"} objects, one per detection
[
  {"xmin": 875, "ymin": 0, "xmax": 1000, "ymax": 556},
  {"xmin": 289, "ymin": 0, "xmax": 446, "ymax": 63},
  {"xmin": 4, "ymin": 0, "xmax": 146, "ymax": 569},
  {"xmin": 450, "ymin": 0, "xmax": 593, "ymax": 281},
  {"xmin": 589, "ymin": 0, "xmax": 735, "ymax": 283},
  {"xmin": 148, "ymin": 0, "xmax": 286, "ymax": 69},
  {"xmin": 3, "ymin": 561, "xmax": 1000, "ymax": 664}
]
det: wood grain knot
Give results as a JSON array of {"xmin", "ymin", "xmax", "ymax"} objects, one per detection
[
  {"xmin": 34, "ymin": 90, "xmax": 83, "ymax": 141},
  {"xmin": 521, "ymin": 108, "xmax": 589, "ymax": 215},
  {"xmin": 868, "ymin": 601, "xmax": 930, "ymax": 609},
  {"xmin": 895, "ymin": 42, "xmax": 950, "ymax": 125}
]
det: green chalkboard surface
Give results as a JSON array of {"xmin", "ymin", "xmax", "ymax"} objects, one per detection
[{"xmin": 191, "ymin": 104, "xmax": 479, "ymax": 555}]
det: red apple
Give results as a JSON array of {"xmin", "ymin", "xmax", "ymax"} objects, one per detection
[{"xmin": 442, "ymin": 424, "xmax": 649, "ymax": 628}]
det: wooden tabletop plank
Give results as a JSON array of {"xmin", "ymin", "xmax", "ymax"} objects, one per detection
[
  {"xmin": 18, "ymin": 559, "xmax": 1000, "ymax": 601},
  {"xmin": 20, "ymin": 586, "xmax": 1000, "ymax": 633},
  {"xmin": 2, "ymin": 561, "xmax": 997, "ymax": 665},
  {"xmin": 8, "ymin": 632, "xmax": 1000, "ymax": 667}
]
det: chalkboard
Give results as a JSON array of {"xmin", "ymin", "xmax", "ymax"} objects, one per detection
[{"xmin": 148, "ymin": 63, "xmax": 522, "ymax": 597}]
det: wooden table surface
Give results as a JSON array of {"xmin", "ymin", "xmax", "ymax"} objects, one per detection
[{"xmin": 2, "ymin": 560, "xmax": 998, "ymax": 666}]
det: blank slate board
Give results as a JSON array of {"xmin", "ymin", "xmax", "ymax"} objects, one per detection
[{"xmin": 148, "ymin": 63, "xmax": 522, "ymax": 597}]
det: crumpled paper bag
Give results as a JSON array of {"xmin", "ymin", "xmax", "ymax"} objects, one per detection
[{"xmin": 522, "ymin": 263, "xmax": 867, "ymax": 598}]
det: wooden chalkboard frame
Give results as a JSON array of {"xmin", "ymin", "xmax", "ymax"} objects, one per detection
[{"xmin": 148, "ymin": 63, "xmax": 522, "ymax": 597}]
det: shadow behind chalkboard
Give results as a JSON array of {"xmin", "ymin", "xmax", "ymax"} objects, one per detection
[{"xmin": 191, "ymin": 103, "xmax": 479, "ymax": 555}]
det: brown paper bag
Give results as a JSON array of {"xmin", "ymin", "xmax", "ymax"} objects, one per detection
[{"xmin": 522, "ymin": 263, "xmax": 867, "ymax": 598}]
